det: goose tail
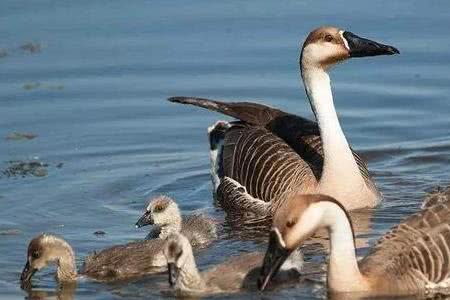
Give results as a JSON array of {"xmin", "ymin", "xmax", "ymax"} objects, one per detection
[{"xmin": 168, "ymin": 96, "xmax": 284, "ymax": 126}]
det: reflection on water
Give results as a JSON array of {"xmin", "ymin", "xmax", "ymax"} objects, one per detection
[{"xmin": 1, "ymin": 0, "xmax": 450, "ymax": 299}]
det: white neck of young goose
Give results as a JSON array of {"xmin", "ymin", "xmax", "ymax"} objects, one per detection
[
  {"xmin": 176, "ymin": 250, "xmax": 205, "ymax": 292},
  {"xmin": 51, "ymin": 239, "xmax": 77, "ymax": 282},
  {"xmin": 318, "ymin": 201, "xmax": 368, "ymax": 292},
  {"xmin": 301, "ymin": 59, "xmax": 366, "ymax": 199}
]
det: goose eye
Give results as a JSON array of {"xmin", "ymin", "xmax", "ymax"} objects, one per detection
[
  {"xmin": 324, "ymin": 34, "xmax": 333, "ymax": 42},
  {"xmin": 154, "ymin": 205, "xmax": 164, "ymax": 213},
  {"xmin": 286, "ymin": 219, "xmax": 296, "ymax": 228},
  {"xmin": 32, "ymin": 251, "xmax": 40, "ymax": 259}
]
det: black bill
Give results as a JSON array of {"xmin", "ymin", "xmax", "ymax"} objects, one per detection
[
  {"xmin": 168, "ymin": 262, "xmax": 179, "ymax": 286},
  {"xmin": 257, "ymin": 230, "xmax": 291, "ymax": 291},
  {"xmin": 343, "ymin": 31, "xmax": 400, "ymax": 57},
  {"xmin": 20, "ymin": 261, "xmax": 36, "ymax": 286},
  {"xmin": 135, "ymin": 211, "xmax": 153, "ymax": 228}
]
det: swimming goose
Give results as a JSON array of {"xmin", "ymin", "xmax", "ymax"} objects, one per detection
[
  {"xmin": 163, "ymin": 233, "xmax": 303, "ymax": 295},
  {"xmin": 20, "ymin": 233, "xmax": 167, "ymax": 285},
  {"xmin": 258, "ymin": 194, "xmax": 450, "ymax": 296},
  {"xmin": 135, "ymin": 195, "xmax": 217, "ymax": 247},
  {"xmin": 169, "ymin": 26, "xmax": 399, "ymax": 214}
]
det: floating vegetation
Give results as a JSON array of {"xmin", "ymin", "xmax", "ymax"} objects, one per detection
[
  {"xmin": 1, "ymin": 159, "xmax": 64, "ymax": 179},
  {"xmin": 0, "ymin": 228, "xmax": 21, "ymax": 236},
  {"xmin": 23, "ymin": 82, "xmax": 41, "ymax": 90},
  {"xmin": 5, "ymin": 132, "xmax": 37, "ymax": 141},
  {"xmin": 19, "ymin": 42, "xmax": 41, "ymax": 54},
  {"xmin": 1, "ymin": 160, "xmax": 48, "ymax": 178},
  {"xmin": 23, "ymin": 82, "xmax": 64, "ymax": 91}
]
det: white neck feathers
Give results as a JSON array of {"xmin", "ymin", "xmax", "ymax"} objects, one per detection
[
  {"xmin": 318, "ymin": 201, "xmax": 368, "ymax": 292},
  {"xmin": 176, "ymin": 250, "xmax": 205, "ymax": 292},
  {"xmin": 301, "ymin": 62, "xmax": 366, "ymax": 199}
]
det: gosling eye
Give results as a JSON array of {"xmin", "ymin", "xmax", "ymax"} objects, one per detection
[
  {"xmin": 286, "ymin": 219, "xmax": 297, "ymax": 228},
  {"xmin": 324, "ymin": 34, "xmax": 333, "ymax": 43},
  {"xmin": 154, "ymin": 205, "xmax": 164, "ymax": 213},
  {"xmin": 32, "ymin": 251, "xmax": 40, "ymax": 259}
]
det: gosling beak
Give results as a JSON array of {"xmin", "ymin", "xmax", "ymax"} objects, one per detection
[
  {"xmin": 343, "ymin": 31, "xmax": 400, "ymax": 57},
  {"xmin": 167, "ymin": 262, "xmax": 179, "ymax": 286},
  {"xmin": 20, "ymin": 261, "xmax": 37, "ymax": 286},
  {"xmin": 135, "ymin": 211, "xmax": 153, "ymax": 228},
  {"xmin": 257, "ymin": 230, "xmax": 291, "ymax": 291}
]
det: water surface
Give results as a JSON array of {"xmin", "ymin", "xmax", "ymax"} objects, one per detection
[{"xmin": 1, "ymin": 1, "xmax": 450, "ymax": 299}]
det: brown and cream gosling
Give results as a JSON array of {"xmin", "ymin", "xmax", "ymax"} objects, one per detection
[
  {"xmin": 259, "ymin": 194, "xmax": 450, "ymax": 297},
  {"xmin": 163, "ymin": 233, "xmax": 303, "ymax": 296},
  {"xmin": 135, "ymin": 195, "xmax": 217, "ymax": 247},
  {"xmin": 21, "ymin": 233, "xmax": 167, "ymax": 285}
]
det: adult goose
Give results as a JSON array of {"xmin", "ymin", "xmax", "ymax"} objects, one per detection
[
  {"xmin": 258, "ymin": 194, "xmax": 450, "ymax": 297},
  {"xmin": 169, "ymin": 26, "xmax": 399, "ymax": 214}
]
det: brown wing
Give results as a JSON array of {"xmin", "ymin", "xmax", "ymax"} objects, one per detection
[
  {"xmin": 360, "ymin": 200, "xmax": 450, "ymax": 285},
  {"xmin": 80, "ymin": 239, "xmax": 166, "ymax": 281},
  {"xmin": 221, "ymin": 123, "xmax": 317, "ymax": 206},
  {"xmin": 169, "ymin": 97, "xmax": 375, "ymax": 189}
]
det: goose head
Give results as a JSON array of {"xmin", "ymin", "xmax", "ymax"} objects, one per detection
[
  {"xmin": 301, "ymin": 26, "xmax": 399, "ymax": 71},
  {"xmin": 163, "ymin": 233, "xmax": 194, "ymax": 287},
  {"xmin": 258, "ymin": 194, "xmax": 349, "ymax": 291},
  {"xmin": 20, "ymin": 234, "xmax": 73, "ymax": 284},
  {"xmin": 135, "ymin": 195, "xmax": 181, "ymax": 228}
]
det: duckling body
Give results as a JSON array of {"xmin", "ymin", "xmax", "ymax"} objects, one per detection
[
  {"xmin": 21, "ymin": 234, "xmax": 167, "ymax": 285},
  {"xmin": 80, "ymin": 239, "xmax": 166, "ymax": 280},
  {"xmin": 259, "ymin": 194, "xmax": 450, "ymax": 297},
  {"xmin": 163, "ymin": 233, "xmax": 303, "ymax": 295},
  {"xmin": 136, "ymin": 195, "xmax": 217, "ymax": 247}
]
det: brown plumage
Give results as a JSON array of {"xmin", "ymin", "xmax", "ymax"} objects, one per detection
[
  {"xmin": 422, "ymin": 185, "xmax": 450, "ymax": 209},
  {"xmin": 80, "ymin": 239, "xmax": 167, "ymax": 280}
]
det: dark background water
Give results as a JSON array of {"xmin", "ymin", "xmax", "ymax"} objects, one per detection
[{"xmin": 1, "ymin": 1, "xmax": 449, "ymax": 299}]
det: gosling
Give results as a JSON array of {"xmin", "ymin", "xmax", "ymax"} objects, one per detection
[
  {"xmin": 135, "ymin": 195, "xmax": 217, "ymax": 247},
  {"xmin": 21, "ymin": 233, "xmax": 167, "ymax": 285},
  {"xmin": 163, "ymin": 233, "xmax": 303, "ymax": 296}
]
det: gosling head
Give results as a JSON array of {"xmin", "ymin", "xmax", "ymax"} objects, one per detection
[
  {"xmin": 163, "ymin": 233, "xmax": 194, "ymax": 287},
  {"xmin": 20, "ymin": 234, "xmax": 74, "ymax": 285},
  {"xmin": 258, "ymin": 194, "xmax": 350, "ymax": 291},
  {"xmin": 301, "ymin": 26, "xmax": 399, "ymax": 71},
  {"xmin": 135, "ymin": 195, "xmax": 181, "ymax": 229}
]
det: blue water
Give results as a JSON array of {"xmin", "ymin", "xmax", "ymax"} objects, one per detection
[{"xmin": 1, "ymin": 1, "xmax": 449, "ymax": 299}]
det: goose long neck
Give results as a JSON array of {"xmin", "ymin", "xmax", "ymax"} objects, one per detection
[
  {"xmin": 176, "ymin": 250, "xmax": 205, "ymax": 292},
  {"xmin": 320, "ymin": 202, "xmax": 367, "ymax": 292},
  {"xmin": 301, "ymin": 64, "xmax": 363, "ymax": 193}
]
